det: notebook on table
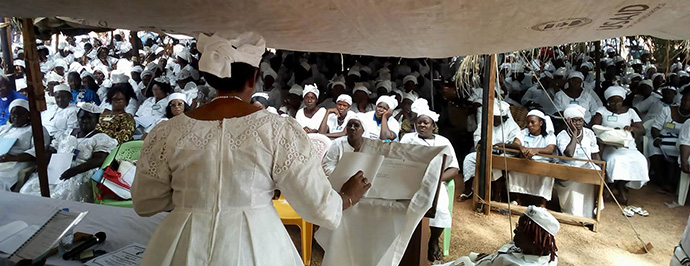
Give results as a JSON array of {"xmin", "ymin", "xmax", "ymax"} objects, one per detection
[{"xmin": 7, "ymin": 209, "xmax": 88, "ymax": 263}]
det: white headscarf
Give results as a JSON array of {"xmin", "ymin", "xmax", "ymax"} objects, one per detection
[
  {"xmin": 604, "ymin": 86, "xmax": 627, "ymax": 100},
  {"xmin": 336, "ymin": 94, "xmax": 353, "ymax": 106},
  {"xmin": 78, "ymin": 102, "xmax": 103, "ymax": 114},
  {"xmin": 524, "ymin": 205, "xmax": 560, "ymax": 236},
  {"xmin": 493, "ymin": 100, "xmax": 510, "ymax": 116},
  {"xmin": 403, "ymin": 75, "xmax": 418, "ymax": 85},
  {"xmin": 563, "ymin": 104, "xmax": 586, "ymax": 119},
  {"xmin": 168, "ymin": 92, "xmax": 187, "ymax": 104},
  {"xmin": 376, "ymin": 95, "xmax": 398, "ymax": 110},
  {"xmin": 197, "ymin": 31, "xmax": 266, "ymax": 79},
  {"xmin": 526, "ymin": 109, "xmax": 554, "ymax": 133},
  {"xmin": 411, "ymin": 98, "xmax": 439, "ymax": 122},
  {"xmin": 9, "ymin": 99, "xmax": 29, "ymax": 112},
  {"xmin": 288, "ymin": 84, "xmax": 303, "ymax": 96},
  {"xmin": 53, "ymin": 84, "xmax": 71, "ymax": 93},
  {"xmin": 302, "ymin": 84, "xmax": 319, "ymax": 98},
  {"xmin": 567, "ymin": 71, "xmax": 584, "ymax": 81},
  {"xmin": 252, "ymin": 92, "xmax": 269, "ymax": 101},
  {"xmin": 376, "ymin": 80, "xmax": 392, "ymax": 93},
  {"xmin": 353, "ymin": 84, "xmax": 371, "ymax": 96}
]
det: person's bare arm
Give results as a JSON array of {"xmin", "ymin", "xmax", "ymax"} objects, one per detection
[
  {"xmin": 379, "ymin": 109, "xmax": 396, "ymax": 140},
  {"xmin": 441, "ymin": 168, "xmax": 459, "ymax": 182},
  {"xmin": 682, "ymin": 145, "xmax": 690, "ymax": 173},
  {"xmin": 590, "ymin": 113, "xmax": 603, "ymax": 127},
  {"xmin": 318, "ymin": 109, "xmax": 336, "ymax": 134},
  {"xmin": 60, "ymin": 152, "xmax": 108, "ymax": 180}
]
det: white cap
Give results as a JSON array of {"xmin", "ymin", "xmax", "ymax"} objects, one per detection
[
  {"xmin": 376, "ymin": 80, "xmax": 392, "ymax": 93},
  {"xmin": 197, "ymin": 31, "xmax": 266, "ymax": 78},
  {"xmin": 45, "ymin": 71, "xmax": 63, "ymax": 83},
  {"xmin": 376, "ymin": 95, "xmax": 398, "ymax": 110},
  {"xmin": 353, "ymin": 84, "xmax": 371, "ymax": 96},
  {"xmin": 252, "ymin": 92, "xmax": 269, "ymax": 101},
  {"xmin": 288, "ymin": 84, "xmax": 303, "ymax": 96},
  {"xmin": 567, "ymin": 71, "xmax": 584, "ymax": 81},
  {"xmin": 177, "ymin": 49, "xmax": 191, "ymax": 62},
  {"xmin": 604, "ymin": 86, "xmax": 627, "ymax": 100},
  {"xmin": 639, "ymin": 79, "xmax": 654, "ymax": 89},
  {"xmin": 302, "ymin": 84, "xmax": 319, "ymax": 98},
  {"xmin": 131, "ymin": 65, "xmax": 144, "ymax": 73},
  {"xmin": 78, "ymin": 102, "xmax": 103, "ymax": 114},
  {"xmin": 9, "ymin": 99, "xmax": 29, "ymax": 112},
  {"xmin": 168, "ymin": 92, "xmax": 187, "ymax": 103},
  {"xmin": 347, "ymin": 66, "xmax": 361, "ymax": 77},
  {"xmin": 336, "ymin": 94, "xmax": 353, "ymax": 106},
  {"xmin": 53, "ymin": 84, "xmax": 71, "ymax": 93},
  {"xmin": 403, "ymin": 75, "xmax": 418, "ymax": 85},
  {"xmin": 660, "ymin": 85, "xmax": 678, "ymax": 93},
  {"xmin": 524, "ymin": 205, "xmax": 560, "ymax": 236},
  {"xmin": 493, "ymin": 100, "xmax": 510, "ymax": 116},
  {"xmin": 563, "ymin": 104, "xmax": 586, "ymax": 119},
  {"xmin": 262, "ymin": 68, "xmax": 278, "ymax": 79},
  {"xmin": 411, "ymin": 98, "xmax": 439, "ymax": 122}
]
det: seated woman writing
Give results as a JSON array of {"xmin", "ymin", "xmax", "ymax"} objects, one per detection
[
  {"xmin": 590, "ymin": 86, "xmax": 648, "ymax": 205},
  {"xmin": 554, "ymin": 104, "xmax": 601, "ymax": 218},
  {"xmin": 441, "ymin": 205, "xmax": 559, "ymax": 266},
  {"xmin": 19, "ymin": 103, "xmax": 118, "ymax": 201},
  {"xmin": 400, "ymin": 98, "xmax": 460, "ymax": 262},
  {"xmin": 503, "ymin": 109, "xmax": 557, "ymax": 207}
]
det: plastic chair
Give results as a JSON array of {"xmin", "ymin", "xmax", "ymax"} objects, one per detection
[
  {"xmin": 92, "ymin": 140, "xmax": 144, "ymax": 208},
  {"xmin": 679, "ymin": 172, "xmax": 690, "ymax": 206},
  {"xmin": 274, "ymin": 195, "xmax": 313, "ymax": 265},
  {"xmin": 443, "ymin": 179, "xmax": 455, "ymax": 256}
]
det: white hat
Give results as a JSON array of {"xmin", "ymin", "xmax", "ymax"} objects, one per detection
[
  {"xmin": 524, "ymin": 205, "xmax": 560, "ymax": 236},
  {"xmin": 78, "ymin": 102, "xmax": 103, "ymax": 114},
  {"xmin": 302, "ymin": 84, "xmax": 319, "ymax": 98},
  {"xmin": 288, "ymin": 84, "xmax": 303, "ymax": 96},
  {"xmin": 613, "ymin": 56, "xmax": 625, "ymax": 64},
  {"xmin": 628, "ymin": 73, "xmax": 643, "ymax": 81},
  {"xmin": 53, "ymin": 84, "xmax": 71, "ymax": 93},
  {"xmin": 80, "ymin": 71, "xmax": 93, "ymax": 79},
  {"xmin": 493, "ymin": 100, "xmax": 510, "ymax": 116},
  {"xmin": 402, "ymin": 91, "xmax": 418, "ymax": 102},
  {"xmin": 651, "ymin": 72, "xmax": 665, "ymax": 81},
  {"xmin": 526, "ymin": 109, "xmax": 554, "ymax": 133},
  {"xmin": 554, "ymin": 67, "xmax": 568, "ymax": 77},
  {"xmin": 336, "ymin": 94, "xmax": 353, "ymax": 106},
  {"xmin": 639, "ymin": 80, "xmax": 654, "ymax": 89},
  {"xmin": 411, "ymin": 98, "xmax": 439, "ymax": 122},
  {"xmin": 177, "ymin": 49, "xmax": 191, "ymax": 62},
  {"xmin": 563, "ymin": 104, "xmax": 586, "ymax": 119},
  {"xmin": 353, "ymin": 84, "xmax": 371, "ymax": 96},
  {"xmin": 68, "ymin": 62, "xmax": 84, "ymax": 74},
  {"xmin": 14, "ymin": 79, "xmax": 27, "ymax": 90},
  {"xmin": 45, "ymin": 71, "xmax": 63, "ymax": 83},
  {"xmin": 347, "ymin": 66, "xmax": 361, "ymax": 77},
  {"xmin": 168, "ymin": 92, "xmax": 187, "ymax": 103},
  {"xmin": 631, "ymin": 59, "xmax": 643, "ymax": 66},
  {"xmin": 197, "ymin": 31, "xmax": 266, "ymax": 79},
  {"xmin": 131, "ymin": 65, "xmax": 144, "ymax": 73},
  {"xmin": 252, "ymin": 92, "xmax": 269, "ymax": 101},
  {"xmin": 111, "ymin": 72, "xmax": 130, "ymax": 84},
  {"xmin": 140, "ymin": 69, "xmax": 154, "ymax": 80},
  {"xmin": 93, "ymin": 65, "xmax": 109, "ymax": 79},
  {"xmin": 262, "ymin": 68, "xmax": 278, "ymax": 79},
  {"xmin": 403, "ymin": 75, "xmax": 418, "ymax": 85},
  {"xmin": 376, "ymin": 80, "xmax": 392, "ymax": 93},
  {"xmin": 52, "ymin": 59, "xmax": 68, "ymax": 70},
  {"xmin": 330, "ymin": 80, "xmax": 346, "ymax": 90},
  {"xmin": 9, "ymin": 99, "xmax": 29, "ymax": 112},
  {"xmin": 604, "ymin": 85, "xmax": 627, "ymax": 100},
  {"xmin": 13, "ymin": 59, "xmax": 24, "ymax": 68},
  {"xmin": 376, "ymin": 95, "xmax": 398, "ymax": 110},
  {"xmin": 580, "ymin": 62, "xmax": 593, "ymax": 70},
  {"xmin": 567, "ymin": 71, "xmax": 584, "ymax": 81}
]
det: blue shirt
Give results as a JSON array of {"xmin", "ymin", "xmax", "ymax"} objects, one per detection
[
  {"xmin": 0, "ymin": 90, "xmax": 28, "ymax": 125},
  {"xmin": 71, "ymin": 87, "xmax": 101, "ymax": 105}
]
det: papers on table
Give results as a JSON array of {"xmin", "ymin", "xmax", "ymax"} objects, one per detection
[
  {"xmin": 84, "ymin": 243, "xmax": 146, "ymax": 266},
  {"xmin": 134, "ymin": 116, "xmax": 158, "ymax": 128},
  {"xmin": 0, "ymin": 138, "xmax": 17, "ymax": 155},
  {"xmin": 328, "ymin": 152, "xmax": 427, "ymax": 200},
  {"xmin": 0, "ymin": 223, "xmax": 40, "ymax": 255},
  {"xmin": 47, "ymin": 153, "xmax": 72, "ymax": 185}
]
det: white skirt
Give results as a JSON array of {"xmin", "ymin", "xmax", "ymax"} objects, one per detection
[
  {"xmin": 508, "ymin": 172, "xmax": 554, "ymax": 200},
  {"xmin": 602, "ymin": 146, "xmax": 649, "ymax": 189},
  {"xmin": 429, "ymin": 182, "xmax": 451, "ymax": 228}
]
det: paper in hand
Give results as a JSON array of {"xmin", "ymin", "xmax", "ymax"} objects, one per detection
[{"xmin": 47, "ymin": 153, "xmax": 73, "ymax": 184}]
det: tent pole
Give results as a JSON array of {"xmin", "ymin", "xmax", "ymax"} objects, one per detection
[
  {"xmin": 1, "ymin": 17, "xmax": 15, "ymax": 87},
  {"xmin": 595, "ymin": 41, "xmax": 601, "ymax": 95},
  {"xmin": 21, "ymin": 18, "xmax": 50, "ymax": 197},
  {"xmin": 130, "ymin": 31, "xmax": 140, "ymax": 64},
  {"xmin": 475, "ymin": 54, "xmax": 496, "ymax": 214}
]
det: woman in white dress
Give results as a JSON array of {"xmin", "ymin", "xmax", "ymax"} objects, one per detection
[
  {"xmin": 295, "ymin": 83, "xmax": 327, "ymax": 133},
  {"xmin": 136, "ymin": 77, "xmax": 172, "ymax": 119},
  {"xmin": 0, "ymin": 100, "xmax": 49, "ymax": 191},
  {"xmin": 553, "ymin": 71, "xmax": 601, "ymax": 123},
  {"xmin": 555, "ymin": 104, "xmax": 601, "ymax": 218},
  {"xmin": 318, "ymin": 94, "xmax": 356, "ymax": 138},
  {"xmin": 20, "ymin": 103, "xmax": 118, "ymax": 201},
  {"xmin": 506, "ymin": 109, "xmax": 557, "ymax": 207},
  {"xmin": 650, "ymin": 87, "xmax": 690, "ymax": 192},
  {"xmin": 400, "ymin": 98, "xmax": 459, "ymax": 261},
  {"xmin": 590, "ymin": 86, "xmax": 648, "ymax": 204},
  {"xmin": 350, "ymin": 84, "xmax": 374, "ymax": 114},
  {"xmin": 41, "ymin": 84, "xmax": 79, "ymax": 136},
  {"xmin": 322, "ymin": 117, "xmax": 365, "ymax": 176},
  {"xmin": 361, "ymin": 95, "xmax": 401, "ymax": 141},
  {"xmin": 131, "ymin": 32, "xmax": 370, "ymax": 266}
]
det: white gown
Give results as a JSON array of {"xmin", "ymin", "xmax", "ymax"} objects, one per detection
[
  {"xmin": 553, "ymin": 90, "xmax": 601, "ymax": 123},
  {"xmin": 554, "ymin": 129, "xmax": 600, "ymax": 218},
  {"xmin": 400, "ymin": 133, "xmax": 459, "ymax": 228},
  {"xmin": 295, "ymin": 107, "xmax": 327, "ymax": 131},
  {"xmin": 0, "ymin": 125, "xmax": 49, "ymax": 191},
  {"xmin": 325, "ymin": 111, "xmax": 356, "ymax": 134},
  {"xmin": 321, "ymin": 136, "xmax": 355, "ymax": 176},
  {"xmin": 649, "ymin": 106, "xmax": 683, "ymax": 157},
  {"xmin": 41, "ymin": 104, "xmax": 79, "ymax": 135},
  {"xmin": 131, "ymin": 111, "xmax": 342, "ymax": 266},
  {"xmin": 595, "ymin": 107, "xmax": 649, "ymax": 189},
  {"xmin": 20, "ymin": 131, "xmax": 118, "ymax": 201},
  {"xmin": 508, "ymin": 129, "xmax": 557, "ymax": 200}
]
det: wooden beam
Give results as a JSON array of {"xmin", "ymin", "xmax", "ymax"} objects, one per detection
[
  {"xmin": 491, "ymin": 155, "xmax": 604, "ymax": 185},
  {"xmin": 21, "ymin": 18, "xmax": 50, "ymax": 197},
  {"xmin": 488, "ymin": 202, "xmax": 598, "ymax": 231},
  {"xmin": 482, "ymin": 54, "xmax": 497, "ymax": 215},
  {"xmin": 1, "ymin": 17, "xmax": 15, "ymax": 87}
]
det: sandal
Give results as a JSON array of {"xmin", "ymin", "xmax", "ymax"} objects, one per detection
[
  {"xmin": 456, "ymin": 191, "xmax": 473, "ymax": 202},
  {"xmin": 630, "ymin": 206, "xmax": 649, "ymax": 217},
  {"xmin": 622, "ymin": 206, "xmax": 635, "ymax": 217}
]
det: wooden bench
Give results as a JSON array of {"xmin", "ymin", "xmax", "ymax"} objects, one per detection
[{"xmin": 477, "ymin": 148, "xmax": 606, "ymax": 231}]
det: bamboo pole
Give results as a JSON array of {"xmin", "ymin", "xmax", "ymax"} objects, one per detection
[
  {"xmin": 21, "ymin": 18, "xmax": 50, "ymax": 197},
  {"xmin": 1, "ymin": 18, "xmax": 15, "ymax": 87}
]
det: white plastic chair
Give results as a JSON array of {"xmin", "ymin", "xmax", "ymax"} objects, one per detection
[{"xmin": 308, "ymin": 133, "xmax": 333, "ymax": 160}]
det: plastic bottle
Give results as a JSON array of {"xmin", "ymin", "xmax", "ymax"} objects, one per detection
[{"xmin": 58, "ymin": 208, "xmax": 73, "ymax": 254}]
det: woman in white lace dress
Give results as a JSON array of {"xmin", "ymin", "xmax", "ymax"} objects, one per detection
[
  {"xmin": 20, "ymin": 103, "xmax": 118, "ymax": 201},
  {"xmin": 131, "ymin": 32, "xmax": 370, "ymax": 266}
]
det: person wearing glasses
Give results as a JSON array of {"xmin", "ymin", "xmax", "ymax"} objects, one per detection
[
  {"xmin": 322, "ymin": 116, "xmax": 366, "ymax": 176},
  {"xmin": 95, "ymin": 84, "xmax": 136, "ymax": 144},
  {"xmin": 140, "ymin": 93, "xmax": 189, "ymax": 140}
]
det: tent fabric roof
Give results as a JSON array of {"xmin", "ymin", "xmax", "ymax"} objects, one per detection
[{"xmin": 1, "ymin": 0, "xmax": 688, "ymax": 58}]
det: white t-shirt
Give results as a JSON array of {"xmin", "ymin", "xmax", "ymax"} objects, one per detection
[
  {"xmin": 361, "ymin": 111, "xmax": 401, "ymax": 141},
  {"xmin": 295, "ymin": 107, "xmax": 327, "ymax": 131},
  {"xmin": 321, "ymin": 136, "xmax": 355, "ymax": 176}
]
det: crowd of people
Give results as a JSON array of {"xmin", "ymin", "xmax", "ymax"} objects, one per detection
[{"xmin": 0, "ymin": 30, "xmax": 689, "ymax": 263}]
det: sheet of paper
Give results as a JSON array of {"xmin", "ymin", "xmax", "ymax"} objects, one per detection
[
  {"xmin": 47, "ymin": 153, "xmax": 73, "ymax": 185},
  {"xmin": 134, "ymin": 116, "xmax": 158, "ymax": 128},
  {"xmin": 364, "ymin": 158, "xmax": 427, "ymax": 200},
  {"xmin": 11, "ymin": 210, "xmax": 88, "ymax": 261},
  {"xmin": 121, "ymin": 166, "xmax": 136, "ymax": 186},
  {"xmin": 328, "ymin": 152, "xmax": 385, "ymax": 192},
  {"xmin": 0, "ymin": 138, "xmax": 17, "ymax": 155},
  {"xmin": 84, "ymin": 243, "xmax": 146, "ymax": 266},
  {"xmin": 0, "ymin": 221, "xmax": 28, "ymax": 244},
  {"xmin": 0, "ymin": 225, "xmax": 39, "ymax": 254}
]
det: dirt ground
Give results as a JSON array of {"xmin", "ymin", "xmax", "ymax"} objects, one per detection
[{"xmin": 289, "ymin": 183, "xmax": 690, "ymax": 266}]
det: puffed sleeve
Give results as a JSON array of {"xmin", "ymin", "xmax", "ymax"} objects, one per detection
[
  {"xmin": 272, "ymin": 118, "xmax": 343, "ymax": 230},
  {"xmin": 132, "ymin": 123, "xmax": 174, "ymax": 217}
]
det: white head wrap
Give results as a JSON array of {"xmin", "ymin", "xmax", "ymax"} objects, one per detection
[
  {"xmin": 360, "ymin": 66, "xmax": 372, "ymax": 75},
  {"xmin": 140, "ymin": 69, "xmax": 154, "ymax": 80},
  {"xmin": 52, "ymin": 59, "xmax": 68, "ymax": 70},
  {"xmin": 14, "ymin": 79, "xmax": 27, "ymax": 90},
  {"xmin": 580, "ymin": 62, "xmax": 593, "ymax": 70},
  {"xmin": 111, "ymin": 72, "xmax": 130, "ymax": 84},
  {"xmin": 197, "ymin": 31, "xmax": 266, "ymax": 79},
  {"xmin": 252, "ymin": 92, "xmax": 269, "ymax": 101},
  {"xmin": 377, "ymin": 80, "xmax": 392, "ymax": 93},
  {"xmin": 177, "ymin": 50, "xmax": 191, "ymax": 62},
  {"xmin": 652, "ymin": 73, "xmax": 665, "ymax": 81},
  {"xmin": 567, "ymin": 71, "xmax": 584, "ymax": 81},
  {"xmin": 78, "ymin": 102, "xmax": 103, "ymax": 114},
  {"xmin": 9, "ymin": 99, "xmax": 29, "ymax": 112},
  {"xmin": 336, "ymin": 94, "xmax": 353, "ymax": 106},
  {"xmin": 13, "ymin": 59, "xmax": 24, "ymax": 68},
  {"xmin": 302, "ymin": 84, "xmax": 319, "ymax": 98},
  {"xmin": 680, "ymin": 71, "xmax": 690, "ymax": 78},
  {"xmin": 376, "ymin": 95, "xmax": 398, "ymax": 110},
  {"xmin": 526, "ymin": 109, "xmax": 554, "ymax": 133},
  {"xmin": 288, "ymin": 84, "xmax": 303, "ymax": 96},
  {"xmin": 554, "ymin": 67, "xmax": 568, "ymax": 78},
  {"xmin": 68, "ymin": 62, "xmax": 84, "ymax": 74},
  {"xmin": 53, "ymin": 84, "xmax": 71, "ymax": 93},
  {"xmin": 411, "ymin": 98, "xmax": 439, "ymax": 122},
  {"xmin": 628, "ymin": 73, "xmax": 643, "ymax": 81},
  {"xmin": 563, "ymin": 104, "xmax": 586, "ymax": 119},
  {"xmin": 631, "ymin": 59, "xmax": 643, "ymax": 66},
  {"xmin": 391, "ymin": 89, "xmax": 403, "ymax": 99},
  {"xmin": 402, "ymin": 91, "xmax": 418, "ymax": 102},
  {"xmin": 93, "ymin": 65, "xmax": 109, "ymax": 79},
  {"xmin": 168, "ymin": 92, "xmax": 187, "ymax": 104},
  {"xmin": 660, "ymin": 85, "xmax": 678, "ymax": 93},
  {"xmin": 524, "ymin": 205, "xmax": 560, "ymax": 236},
  {"xmin": 131, "ymin": 65, "xmax": 143, "ymax": 73},
  {"xmin": 45, "ymin": 71, "xmax": 63, "ymax": 83},
  {"xmin": 347, "ymin": 66, "xmax": 361, "ymax": 78},
  {"xmin": 330, "ymin": 80, "xmax": 346, "ymax": 90},
  {"xmin": 493, "ymin": 100, "xmax": 510, "ymax": 116},
  {"xmin": 639, "ymin": 79, "xmax": 654, "ymax": 89},
  {"xmin": 604, "ymin": 86, "xmax": 627, "ymax": 100},
  {"xmin": 500, "ymin": 63, "xmax": 511, "ymax": 70},
  {"xmin": 403, "ymin": 75, "xmax": 418, "ymax": 85},
  {"xmin": 539, "ymin": 71, "xmax": 553, "ymax": 79},
  {"xmin": 80, "ymin": 71, "xmax": 93, "ymax": 79},
  {"xmin": 262, "ymin": 68, "xmax": 278, "ymax": 79},
  {"xmin": 353, "ymin": 84, "xmax": 371, "ymax": 96}
]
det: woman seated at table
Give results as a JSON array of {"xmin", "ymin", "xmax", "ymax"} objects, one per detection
[
  {"xmin": 361, "ymin": 95, "xmax": 401, "ymax": 141},
  {"xmin": 400, "ymin": 98, "xmax": 459, "ymax": 262},
  {"xmin": 318, "ymin": 94, "xmax": 356, "ymax": 138},
  {"xmin": 505, "ymin": 109, "xmax": 557, "ymax": 207},
  {"xmin": 0, "ymin": 100, "xmax": 49, "ymax": 191},
  {"xmin": 20, "ymin": 103, "xmax": 118, "ymax": 201},
  {"xmin": 649, "ymin": 86, "xmax": 690, "ymax": 193},
  {"xmin": 554, "ymin": 104, "xmax": 601, "ymax": 218},
  {"xmin": 322, "ymin": 116, "xmax": 365, "ymax": 176},
  {"xmin": 295, "ymin": 84, "xmax": 327, "ymax": 133},
  {"xmin": 590, "ymin": 86, "xmax": 648, "ymax": 204},
  {"xmin": 96, "ymin": 84, "xmax": 136, "ymax": 144}
]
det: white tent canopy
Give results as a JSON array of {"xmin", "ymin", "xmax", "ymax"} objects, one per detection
[{"xmin": 0, "ymin": 0, "xmax": 688, "ymax": 57}]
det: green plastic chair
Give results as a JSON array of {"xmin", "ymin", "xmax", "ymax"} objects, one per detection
[
  {"xmin": 443, "ymin": 179, "xmax": 455, "ymax": 256},
  {"xmin": 92, "ymin": 140, "xmax": 144, "ymax": 208}
]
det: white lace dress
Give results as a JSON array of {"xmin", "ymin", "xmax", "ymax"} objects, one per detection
[
  {"xmin": 131, "ymin": 111, "xmax": 343, "ymax": 266},
  {"xmin": 0, "ymin": 125, "xmax": 49, "ymax": 191},
  {"xmin": 20, "ymin": 131, "xmax": 118, "ymax": 201}
]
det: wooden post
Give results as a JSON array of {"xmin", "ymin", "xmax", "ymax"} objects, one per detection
[
  {"xmin": 130, "ymin": 31, "xmax": 140, "ymax": 64},
  {"xmin": 594, "ymin": 41, "xmax": 601, "ymax": 95},
  {"xmin": 1, "ymin": 18, "xmax": 15, "ymax": 87},
  {"xmin": 21, "ymin": 18, "xmax": 50, "ymax": 197},
  {"xmin": 473, "ymin": 54, "xmax": 497, "ymax": 214}
]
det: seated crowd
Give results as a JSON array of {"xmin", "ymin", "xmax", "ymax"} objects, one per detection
[{"xmin": 1, "ymin": 32, "xmax": 689, "ymax": 263}]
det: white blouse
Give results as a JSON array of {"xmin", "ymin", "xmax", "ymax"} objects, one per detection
[
  {"xmin": 295, "ymin": 107, "xmax": 327, "ymax": 131},
  {"xmin": 326, "ymin": 111, "xmax": 356, "ymax": 134},
  {"xmin": 136, "ymin": 96, "xmax": 169, "ymax": 118},
  {"xmin": 41, "ymin": 104, "xmax": 79, "ymax": 135}
]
